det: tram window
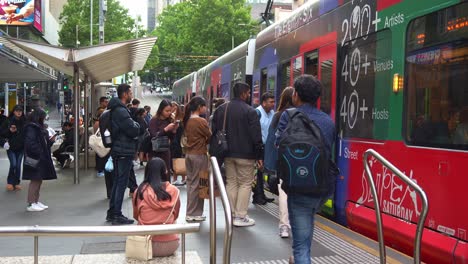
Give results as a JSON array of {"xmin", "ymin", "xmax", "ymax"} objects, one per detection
[
  {"xmin": 305, "ymin": 51, "xmax": 318, "ymax": 77},
  {"xmin": 339, "ymin": 29, "xmax": 392, "ymax": 139},
  {"xmin": 405, "ymin": 3, "xmax": 468, "ymax": 150},
  {"xmin": 280, "ymin": 61, "xmax": 290, "ymax": 90},
  {"xmin": 293, "ymin": 56, "xmax": 303, "ymax": 81},
  {"xmin": 320, "ymin": 60, "xmax": 332, "ymax": 115},
  {"xmin": 260, "ymin": 68, "xmax": 267, "ymax": 96}
]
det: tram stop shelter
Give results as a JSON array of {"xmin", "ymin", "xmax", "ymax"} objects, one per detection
[{"xmin": 3, "ymin": 36, "xmax": 158, "ymax": 183}]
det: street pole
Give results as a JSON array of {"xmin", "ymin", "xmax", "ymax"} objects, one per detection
[
  {"xmin": 73, "ymin": 64, "xmax": 80, "ymax": 184},
  {"xmin": 134, "ymin": 21, "xmax": 138, "ymax": 96},
  {"xmin": 232, "ymin": 35, "xmax": 234, "ymax": 49},
  {"xmin": 90, "ymin": 0, "xmax": 93, "ymax": 46},
  {"xmin": 76, "ymin": 25, "xmax": 79, "ymax": 48},
  {"xmin": 99, "ymin": 0, "xmax": 105, "ymax": 44}
]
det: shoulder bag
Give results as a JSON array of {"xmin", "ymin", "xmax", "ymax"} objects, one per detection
[
  {"xmin": 24, "ymin": 155, "xmax": 40, "ymax": 169},
  {"xmin": 151, "ymin": 132, "xmax": 170, "ymax": 153},
  {"xmin": 209, "ymin": 102, "xmax": 229, "ymax": 160},
  {"xmin": 89, "ymin": 129, "xmax": 111, "ymax": 158},
  {"xmin": 125, "ymin": 189, "xmax": 180, "ymax": 261}
]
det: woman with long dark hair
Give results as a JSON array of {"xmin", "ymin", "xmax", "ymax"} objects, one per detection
[
  {"xmin": 264, "ymin": 87, "xmax": 294, "ymax": 238},
  {"xmin": 132, "ymin": 158, "xmax": 180, "ymax": 257},
  {"xmin": 183, "ymin": 96, "xmax": 211, "ymax": 221},
  {"xmin": 148, "ymin": 99, "xmax": 179, "ymax": 181},
  {"xmin": 23, "ymin": 108, "xmax": 57, "ymax": 212},
  {"xmin": 1, "ymin": 105, "xmax": 26, "ymax": 191}
]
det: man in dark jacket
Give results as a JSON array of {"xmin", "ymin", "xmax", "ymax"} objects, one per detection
[
  {"xmin": 106, "ymin": 84, "xmax": 140, "ymax": 225},
  {"xmin": 212, "ymin": 82, "xmax": 263, "ymax": 227}
]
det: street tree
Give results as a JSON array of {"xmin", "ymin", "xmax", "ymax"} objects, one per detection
[
  {"xmin": 149, "ymin": 0, "xmax": 257, "ymax": 85},
  {"xmin": 58, "ymin": 0, "xmax": 144, "ymax": 48}
]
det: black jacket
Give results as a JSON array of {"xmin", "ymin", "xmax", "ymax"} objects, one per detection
[
  {"xmin": 212, "ymin": 98, "xmax": 263, "ymax": 160},
  {"xmin": 23, "ymin": 123, "xmax": 57, "ymax": 181},
  {"xmin": 108, "ymin": 97, "xmax": 141, "ymax": 157},
  {"xmin": 1, "ymin": 117, "xmax": 25, "ymax": 151}
]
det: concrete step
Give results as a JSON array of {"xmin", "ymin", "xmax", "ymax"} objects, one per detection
[{"xmin": 0, "ymin": 252, "xmax": 203, "ymax": 264}]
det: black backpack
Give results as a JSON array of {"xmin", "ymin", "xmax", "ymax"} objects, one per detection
[
  {"xmin": 99, "ymin": 109, "xmax": 113, "ymax": 148},
  {"xmin": 278, "ymin": 109, "xmax": 331, "ymax": 196}
]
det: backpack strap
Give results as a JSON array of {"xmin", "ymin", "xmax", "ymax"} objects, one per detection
[{"xmin": 285, "ymin": 108, "xmax": 300, "ymax": 120}]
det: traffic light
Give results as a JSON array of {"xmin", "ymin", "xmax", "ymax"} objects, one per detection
[{"xmin": 63, "ymin": 78, "xmax": 69, "ymax": 90}]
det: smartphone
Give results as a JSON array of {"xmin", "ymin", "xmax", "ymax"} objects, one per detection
[{"xmin": 175, "ymin": 120, "xmax": 181, "ymax": 124}]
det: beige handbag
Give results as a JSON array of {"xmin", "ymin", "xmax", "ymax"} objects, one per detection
[
  {"xmin": 89, "ymin": 129, "xmax": 110, "ymax": 158},
  {"xmin": 125, "ymin": 235, "xmax": 152, "ymax": 261},
  {"xmin": 125, "ymin": 189, "xmax": 180, "ymax": 261}
]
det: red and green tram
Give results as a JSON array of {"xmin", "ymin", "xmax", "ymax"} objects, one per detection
[{"xmin": 173, "ymin": 0, "xmax": 468, "ymax": 262}]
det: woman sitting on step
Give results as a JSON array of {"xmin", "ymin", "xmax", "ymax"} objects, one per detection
[{"xmin": 132, "ymin": 158, "xmax": 181, "ymax": 257}]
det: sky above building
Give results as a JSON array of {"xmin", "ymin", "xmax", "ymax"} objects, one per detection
[{"xmin": 118, "ymin": 0, "xmax": 148, "ymax": 29}]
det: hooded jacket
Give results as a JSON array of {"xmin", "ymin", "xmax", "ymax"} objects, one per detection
[
  {"xmin": 133, "ymin": 182, "xmax": 180, "ymax": 242},
  {"xmin": 108, "ymin": 97, "xmax": 140, "ymax": 157}
]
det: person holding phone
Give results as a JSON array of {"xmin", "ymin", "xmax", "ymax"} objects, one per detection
[
  {"xmin": 1, "ymin": 105, "xmax": 26, "ymax": 191},
  {"xmin": 149, "ymin": 100, "xmax": 179, "ymax": 181}
]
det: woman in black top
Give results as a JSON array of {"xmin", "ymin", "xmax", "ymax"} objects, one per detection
[{"xmin": 1, "ymin": 105, "xmax": 26, "ymax": 191}]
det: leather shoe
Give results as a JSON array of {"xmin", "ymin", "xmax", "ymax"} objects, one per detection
[
  {"xmin": 252, "ymin": 197, "xmax": 267, "ymax": 205},
  {"xmin": 112, "ymin": 215, "xmax": 134, "ymax": 225}
]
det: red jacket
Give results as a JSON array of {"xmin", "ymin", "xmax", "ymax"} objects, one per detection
[{"xmin": 133, "ymin": 182, "xmax": 180, "ymax": 242}]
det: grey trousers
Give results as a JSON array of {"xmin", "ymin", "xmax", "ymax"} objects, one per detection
[
  {"xmin": 27, "ymin": 180, "xmax": 43, "ymax": 204},
  {"xmin": 185, "ymin": 154, "xmax": 208, "ymax": 217}
]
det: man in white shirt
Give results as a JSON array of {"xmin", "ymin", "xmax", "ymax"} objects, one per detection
[{"xmin": 253, "ymin": 92, "xmax": 275, "ymax": 205}]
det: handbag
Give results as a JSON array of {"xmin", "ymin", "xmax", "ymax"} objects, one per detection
[
  {"xmin": 125, "ymin": 189, "xmax": 180, "ymax": 261},
  {"xmin": 125, "ymin": 235, "xmax": 152, "ymax": 261},
  {"xmin": 24, "ymin": 156, "xmax": 40, "ymax": 169},
  {"xmin": 172, "ymin": 158, "xmax": 186, "ymax": 176},
  {"xmin": 209, "ymin": 102, "xmax": 229, "ymax": 160},
  {"xmin": 198, "ymin": 160, "xmax": 220, "ymax": 199},
  {"xmin": 89, "ymin": 129, "xmax": 111, "ymax": 158},
  {"xmin": 151, "ymin": 133, "xmax": 170, "ymax": 152}
]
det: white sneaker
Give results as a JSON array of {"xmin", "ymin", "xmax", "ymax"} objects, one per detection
[
  {"xmin": 186, "ymin": 215, "xmax": 206, "ymax": 222},
  {"xmin": 35, "ymin": 202, "xmax": 48, "ymax": 210},
  {"xmin": 279, "ymin": 225, "xmax": 290, "ymax": 238},
  {"xmin": 27, "ymin": 203, "xmax": 45, "ymax": 212},
  {"xmin": 233, "ymin": 216, "xmax": 255, "ymax": 227}
]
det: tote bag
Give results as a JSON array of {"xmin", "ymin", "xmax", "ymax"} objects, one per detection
[{"xmin": 89, "ymin": 129, "xmax": 110, "ymax": 158}]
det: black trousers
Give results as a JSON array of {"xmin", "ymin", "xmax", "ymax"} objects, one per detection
[
  {"xmin": 253, "ymin": 169, "xmax": 266, "ymax": 199},
  {"xmin": 53, "ymin": 147, "xmax": 70, "ymax": 166},
  {"xmin": 96, "ymin": 153, "xmax": 110, "ymax": 173},
  {"xmin": 103, "ymin": 157, "xmax": 138, "ymax": 199}
]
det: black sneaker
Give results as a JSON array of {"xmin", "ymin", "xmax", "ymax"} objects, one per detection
[
  {"xmin": 252, "ymin": 197, "xmax": 267, "ymax": 205},
  {"xmin": 106, "ymin": 214, "xmax": 113, "ymax": 222},
  {"xmin": 111, "ymin": 215, "xmax": 134, "ymax": 225},
  {"xmin": 265, "ymin": 197, "xmax": 274, "ymax": 203}
]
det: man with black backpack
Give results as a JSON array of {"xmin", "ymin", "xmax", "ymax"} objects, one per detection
[
  {"xmin": 105, "ymin": 84, "xmax": 140, "ymax": 225},
  {"xmin": 276, "ymin": 75, "xmax": 336, "ymax": 264}
]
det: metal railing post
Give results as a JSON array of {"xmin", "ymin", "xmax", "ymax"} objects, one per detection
[
  {"xmin": 182, "ymin": 233, "xmax": 186, "ymax": 264},
  {"xmin": 34, "ymin": 236, "xmax": 38, "ymax": 264},
  {"xmin": 363, "ymin": 149, "xmax": 429, "ymax": 264},
  {"xmin": 209, "ymin": 165, "xmax": 216, "ymax": 264},
  {"xmin": 210, "ymin": 157, "xmax": 233, "ymax": 264}
]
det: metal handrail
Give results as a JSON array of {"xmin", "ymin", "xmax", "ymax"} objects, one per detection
[
  {"xmin": 0, "ymin": 223, "xmax": 200, "ymax": 264},
  {"xmin": 363, "ymin": 149, "xmax": 429, "ymax": 264},
  {"xmin": 209, "ymin": 157, "xmax": 233, "ymax": 264}
]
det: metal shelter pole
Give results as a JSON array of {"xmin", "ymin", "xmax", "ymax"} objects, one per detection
[
  {"xmin": 84, "ymin": 75, "xmax": 89, "ymax": 170},
  {"xmin": 73, "ymin": 64, "xmax": 80, "ymax": 184},
  {"xmin": 90, "ymin": 0, "xmax": 93, "ymax": 46}
]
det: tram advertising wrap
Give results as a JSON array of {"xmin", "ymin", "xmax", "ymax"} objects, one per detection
[{"xmin": 0, "ymin": 0, "xmax": 42, "ymax": 32}]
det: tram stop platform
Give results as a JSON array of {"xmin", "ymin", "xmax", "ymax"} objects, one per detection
[{"xmin": 0, "ymin": 149, "xmax": 413, "ymax": 264}]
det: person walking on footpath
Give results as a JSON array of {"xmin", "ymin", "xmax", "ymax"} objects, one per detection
[
  {"xmin": 1, "ymin": 105, "xmax": 26, "ymax": 191},
  {"xmin": 23, "ymin": 108, "xmax": 57, "ymax": 212},
  {"xmin": 276, "ymin": 75, "xmax": 336, "ymax": 263},
  {"xmin": 212, "ymin": 82, "xmax": 263, "ymax": 227},
  {"xmin": 253, "ymin": 92, "xmax": 276, "ymax": 205},
  {"xmin": 264, "ymin": 87, "xmax": 294, "ymax": 238},
  {"xmin": 183, "ymin": 97, "xmax": 211, "ymax": 222},
  {"xmin": 106, "ymin": 84, "xmax": 141, "ymax": 225},
  {"xmin": 132, "ymin": 158, "xmax": 181, "ymax": 257}
]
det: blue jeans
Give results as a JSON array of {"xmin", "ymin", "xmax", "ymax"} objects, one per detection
[
  {"xmin": 288, "ymin": 193, "xmax": 324, "ymax": 264},
  {"xmin": 7, "ymin": 150, "xmax": 23, "ymax": 186},
  {"xmin": 108, "ymin": 156, "xmax": 133, "ymax": 217}
]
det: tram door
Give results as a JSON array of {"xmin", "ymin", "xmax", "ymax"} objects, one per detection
[{"xmin": 318, "ymin": 44, "xmax": 337, "ymax": 122}]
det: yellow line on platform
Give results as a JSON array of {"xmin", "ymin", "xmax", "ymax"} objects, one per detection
[{"xmin": 315, "ymin": 215, "xmax": 409, "ymax": 264}]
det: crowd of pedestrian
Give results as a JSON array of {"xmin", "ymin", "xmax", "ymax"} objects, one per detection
[{"xmin": 0, "ymin": 74, "xmax": 336, "ymax": 262}]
